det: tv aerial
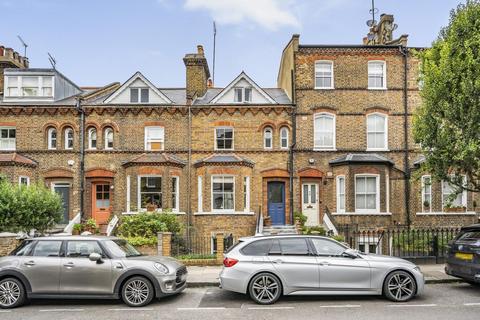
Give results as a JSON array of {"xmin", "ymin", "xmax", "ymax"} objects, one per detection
[
  {"xmin": 47, "ymin": 52, "xmax": 57, "ymax": 69},
  {"xmin": 17, "ymin": 35, "xmax": 28, "ymax": 57},
  {"xmin": 366, "ymin": 0, "xmax": 379, "ymax": 27}
]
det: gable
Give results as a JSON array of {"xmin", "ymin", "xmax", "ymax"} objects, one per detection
[
  {"xmin": 104, "ymin": 72, "xmax": 172, "ymax": 104},
  {"xmin": 210, "ymin": 72, "xmax": 276, "ymax": 104}
]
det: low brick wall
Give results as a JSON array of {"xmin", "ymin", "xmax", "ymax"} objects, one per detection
[
  {"xmin": 0, "ymin": 233, "xmax": 20, "ymax": 256},
  {"xmin": 180, "ymin": 259, "xmax": 220, "ymax": 266},
  {"xmin": 134, "ymin": 244, "xmax": 158, "ymax": 256}
]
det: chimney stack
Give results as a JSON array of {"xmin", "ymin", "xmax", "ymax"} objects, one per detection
[
  {"xmin": 0, "ymin": 45, "xmax": 29, "ymax": 94},
  {"xmin": 183, "ymin": 44, "xmax": 211, "ymax": 101},
  {"xmin": 364, "ymin": 14, "xmax": 408, "ymax": 46}
]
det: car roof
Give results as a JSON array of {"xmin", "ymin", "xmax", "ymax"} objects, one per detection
[
  {"xmin": 461, "ymin": 224, "xmax": 480, "ymax": 231},
  {"xmin": 239, "ymin": 234, "xmax": 337, "ymax": 242},
  {"xmin": 26, "ymin": 235, "xmax": 119, "ymax": 241}
]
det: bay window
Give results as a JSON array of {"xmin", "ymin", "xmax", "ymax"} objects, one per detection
[
  {"xmin": 442, "ymin": 176, "xmax": 467, "ymax": 208},
  {"xmin": 355, "ymin": 175, "xmax": 380, "ymax": 213},
  {"xmin": 212, "ymin": 176, "xmax": 235, "ymax": 212},
  {"xmin": 139, "ymin": 176, "xmax": 162, "ymax": 210},
  {"xmin": 336, "ymin": 176, "xmax": 346, "ymax": 213}
]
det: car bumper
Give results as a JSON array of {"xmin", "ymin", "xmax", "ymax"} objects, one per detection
[
  {"xmin": 155, "ymin": 274, "xmax": 187, "ymax": 298},
  {"xmin": 413, "ymin": 269, "xmax": 425, "ymax": 295},
  {"xmin": 219, "ymin": 267, "xmax": 250, "ymax": 294},
  {"xmin": 445, "ymin": 260, "xmax": 480, "ymax": 283}
]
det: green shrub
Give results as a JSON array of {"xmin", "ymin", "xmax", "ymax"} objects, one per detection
[
  {"xmin": 122, "ymin": 236, "xmax": 157, "ymax": 246},
  {"xmin": 117, "ymin": 211, "xmax": 181, "ymax": 238},
  {"xmin": 0, "ymin": 180, "xmax": 63, "ymax": 233},
  {"xmin": 302, "ymin": 226, "xmax": 326, "ymax": 235},
  {"xmin": 294, "ymin": 211, "xmax": 308, "ymax": 227},
  {"xmin": 176, "ymin": 253, "xmax": 216, "ymax": 260},
  {"xmin": 330, "ymin": 234, "xmax": 345, "ymax": 243}
]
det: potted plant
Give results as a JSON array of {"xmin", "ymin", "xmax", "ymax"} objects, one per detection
[
  {"xmin": 264, "ymin": 216, "xmax": 272, "ymax": 227},
  {"xmin": 84, "ymin": 218, "xmax": 97, "ymax": 233},
  {"xmin": 146, "ymin": 203, "xmax": 157, "ymax": 212},
  {"xmin": 423, "ymin": 200, "xmax": 430, "ymax": 211},
  {"xmin": 72, "ymin": 223, "xmax": 83, "ymax": 235}
]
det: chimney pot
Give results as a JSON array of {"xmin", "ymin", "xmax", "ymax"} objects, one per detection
[
  {"xmin": 207, "ymin": 78, "xmax": 213, "ymax": 88},
  {"xmin": 197, "ymin": 45, "xmax": 204, "ymax": 55}
]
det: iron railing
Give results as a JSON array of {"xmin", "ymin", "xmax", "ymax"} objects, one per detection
[{"xmin": 170, "ymin": 232, "xmax": 238, "ymax": 258}]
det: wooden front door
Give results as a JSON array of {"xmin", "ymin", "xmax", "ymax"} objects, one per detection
[{"xmin": 92, "ymin": 182, "xmax": 111, "ymax": 224}]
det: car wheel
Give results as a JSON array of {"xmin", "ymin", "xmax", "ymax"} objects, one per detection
[
  {"xmin": 248, "ymin": 273, "xmax": 282, "ymax": 305},
  {"xmin": 0, "ymin": 278, "xmax": 26, "ymax": 309},
  {"xmin": 383, "ymin": 271, "xmax": 417, "ymax": 302},
  {"xmin": 121, "ymin": 276, "xmax": 154, "ymax": 307}
]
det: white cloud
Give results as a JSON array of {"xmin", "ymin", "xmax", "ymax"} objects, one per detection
[{"xmin": 183, "ymin": 0, "xmax": 300, "ymax": 31}]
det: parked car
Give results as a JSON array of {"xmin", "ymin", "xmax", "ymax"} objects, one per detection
[
  {"xmin": 220, "ymin": 235, "xmax": 424, "ymax": 304},
  {"xmin": 0, "ymin": 235, "xmax": 187, "ymax": 308},
  {"xmin": 445, "ymin": 224, "xmax": 480, "ymax": 285}
]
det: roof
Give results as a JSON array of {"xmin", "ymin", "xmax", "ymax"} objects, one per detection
[
  {"xmin": 413, "ymin": 155, "xmax": 426, "ymax": 167},
  {"xmin": 193, "ymin": 88, "xmax": 290, "ymax": 105},
  {"xmin": 329, "ymin": 153, "xmax": 394, "ymax": 166},
  {"xmin": 122, "ymin": 153, "xmax": 186, "ymax": 167},
  {"xmin": 194, "ymin": 154, "xmax": 255, "ymax": 167},
  {"xmin": 461, "ymin": 224, "xmax": 480, "ymax": 231},
  {"xmin": 26, "ymin": 235, "xmax": 119, "ymax": 241},
  {"xmin": 0, "ymin": 153, "xmax": 37, "ymax": 167}
]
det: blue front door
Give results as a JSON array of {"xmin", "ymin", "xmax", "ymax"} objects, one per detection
[{"xmin": 268, "ymin": 182, "xmax": 286, "ymax": 225}]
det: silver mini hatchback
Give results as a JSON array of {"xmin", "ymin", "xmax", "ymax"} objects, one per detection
[
  {"xmin": 0, "ymin": 236, "xmax": 187, "ymax": 308},
  {"xmin": 220, "ymin": 235, "xmax": 424, "ymax": 304}
]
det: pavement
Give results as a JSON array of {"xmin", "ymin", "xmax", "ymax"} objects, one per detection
[
  {"xmin": 2, "ymin": 283, "xmax": 479, "ymax": 320},
  {"xmin": 186, "ymin": 264, "xmax": 460, "ymax": 287}
]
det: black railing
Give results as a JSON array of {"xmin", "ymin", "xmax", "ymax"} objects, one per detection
[{"xmin": 171, "ymin": 232, "xmax": 239, "ymax": 259}]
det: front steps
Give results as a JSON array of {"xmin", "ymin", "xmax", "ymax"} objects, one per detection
[{"xmin": 262, "ymin": 225, "xmax": 298, "ymax": 236}]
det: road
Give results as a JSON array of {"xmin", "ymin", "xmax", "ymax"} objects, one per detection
[{"xmin": 1, "ymin": 283, "xmax": 479, "ymax": 320}]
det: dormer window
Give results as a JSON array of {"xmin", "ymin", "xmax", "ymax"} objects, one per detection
[
  {"xmin": 234, "ymin": 87, "xmax": 252, "ymax": 103},
  {"xmin": 5, "ymin": 76, "xmax": 53, "ymax": 97},
  {"xmin": 130, "ymin": 88, "xmax": 149, "ymax": 103}
]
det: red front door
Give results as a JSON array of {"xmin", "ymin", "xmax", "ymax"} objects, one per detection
[{"xmin": 92, "ymin": 182, "xmax": 111, "ymax": 225}]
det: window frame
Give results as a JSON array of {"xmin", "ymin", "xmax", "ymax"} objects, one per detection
[
  {"xmin": 280, "ymin": 127, "xmax": 289, "ymax": 149},
  {"xmin": 4, "ymin": 75, "xmax": 54, "ymax": 98},
  {"xmin": 314, "ymin": 60, "xmax": 334, "ymax": 89},
  {"xmin": 144, "ymin": 126, "xmax": 165, "ymax": 151},
  {"xmin": 171, "ymin": 176, "xmax": 180, "ymax": 212},
  {"xmin": 137, "ymin": 175, "xmax": 162, "ymax": 211},
  {"xmin": 211, "ymin": 175, "xmax": 235, "ymax": 213},
  {"xmin": 336, "ymin": 175, "xmax": 346, "ymax": 213},
  {"xmin": 354, "ymin": 174, "xmax": 380, "ymax": 213},
  {"xmin": 368, "ymin": 60, "xmax": 387, "ymax": 90},
  {"xmin": 263, "ymin": 127, "xmax": 273, "ymax": 149},
  {"xmin": 214, "ymin": 126, "xmax": 234, "ymax": 151},
  {"xmin": 64, "ymin": 127, "xmax": 74, "ymax": 150},
  {"xmin": 441, "ymin": 175, "xmax": 467, "ymax": 209},
  {"xmin": 366, "ymin": 113, "xmax": 388, "ymax": 151},
  {"xmin": 233, "ymin": 87, "xmax": 253, "ymax": 103},
  {"xmin": 421, "ymin": 175, "xmax": 432, "ymax": 213},
  {"xmin": 0, "ymin": 126, "xmax": 16, "ymax": 151},
  {"xmin": 130, "ymin": 87, "xmax": 149, "ymax": 103},
  {"xmin": 313, "ymin": 113, "xmax": 336, "ymax": 150},
  {"xmin": 47, "ymin": 127, "xmax": 57, "ymax": 150},
  {"xmin": 19, "ymin": 176, "xmax": 30, "ymax": 186},
  {"xmin": 243, "ymin": 176, "xmax": 250, "ymax": 213},
  {"xmin": 87, "ymin": 127, "xmax": 97, "ymax": 150},
  {"xmin": 104, "ymin": 127, "xmax": 114, "ymax": 150}
]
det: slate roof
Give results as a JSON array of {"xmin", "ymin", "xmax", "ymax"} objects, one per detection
[
  {"xmin": 194, "ymin": 154, "xmax": 255, "ymax": 167},
  {"xmin": 0, "ymin": 153, "xmax": 37, "ymax": 167},
  {"xmin": 329, "ymin": 153, "xmax": 394, "ymax": 166},
  {"xmin": 193, "ymin": 88, "xmax": 291, "ymax": 105},
  {"xmin": 122, "ymin": 153, "xmax": 186, "ymax": 167}
]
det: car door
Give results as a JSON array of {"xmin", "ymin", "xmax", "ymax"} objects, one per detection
[
  {"xmin": 59, "ymin": 240, "xmax": 113, "ymax": 294},
  {"xmin": 267, "ymin": 238, "xmax": 320, "ymax": 291},
  {"xmin": 18, "ymin": 240, "xmax": 63, "ymax": 293},
  {"xmin": 310, "ymin": 238, "xmax": 371, "ymax": 290}
]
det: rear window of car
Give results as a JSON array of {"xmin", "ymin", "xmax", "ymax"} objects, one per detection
[
  {"xmin": 241, "ymin": 240, "xmax": 272, "ymax": 256},
  {"xmin": 278, "ymin": 238, "xmax": 310, "ymax": 255},
  {"xmin": 456, "ymin": 231, "xmax": 480, "ymax": 241},
  {"xmin": 10, "ymin": 240, "xmax": 35, "ymax": 256}
]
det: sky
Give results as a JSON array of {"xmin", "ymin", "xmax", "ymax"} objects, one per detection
[{"xmin": 0, "ymin": 0, "xmax": 466, "ymax": 88}]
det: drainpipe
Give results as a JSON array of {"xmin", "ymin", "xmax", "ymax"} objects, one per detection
[
  {"xmin": 186, "ymin": 101, "xmax": 192, "ymax": 244},
  {"xmin": 399, "ymin": 46, "xmax": 411, "ymax": 227},
  {"xmin": 289, "ymin": 69, "xmax": 297, "ymax": 225},
  {"xmin": 76, "ymin": 98, "xmax": 85, "ymax": 222}
]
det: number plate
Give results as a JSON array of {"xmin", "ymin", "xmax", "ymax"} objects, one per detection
[{"xmin": 455, "ymin": 252, "xmax": 473, "ymax": 260}]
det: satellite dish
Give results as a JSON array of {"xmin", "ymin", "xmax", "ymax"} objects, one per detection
[
  {"xmin": 367, "ymin": 33, "xmax": 376, "ymax": 41},
  {"xmin": 369, "ymin": 7, "xmax": 379, "ymax": 15},
  {"xmin": 366, "ymin": 19, "xmax": 377, "ymax": 27},
  {"xmin": 392, "ymin": 24, "xmax": 398, "ymax": 31}
]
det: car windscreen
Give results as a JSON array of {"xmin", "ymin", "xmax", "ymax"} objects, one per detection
[
  {"xmin": 9, "ymin": 240, "xmax": 35, "ymax": 256},
  {"xmin": 104, "ymin": 239, "xmax": 142, "ymax": 257},
  {"xmin": 456, "ymin": 230, "xmax": 480, "ymax": 241}
]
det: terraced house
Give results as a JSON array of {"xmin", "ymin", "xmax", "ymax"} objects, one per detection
[
  {"xmin": 0, "ymin": 44, "xmax": 293, "ymax": 239},
  {"xmin": 278, "ymin": 14, "xmax": 478, "ymax": 244}
]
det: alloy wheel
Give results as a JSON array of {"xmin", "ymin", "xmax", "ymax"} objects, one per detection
[
  {"xmin": 124, "ymin": 279, "xmax": 150, "ymax": 306},
  {"xmin": 0, "ymin": 280, "xmax": 21, "ymax": 307},
  {"xmin": 387, "ymin": 273, "xmax": 415, "ymax": 301},
  {"xmin": 251, "ymin": 275, "xmax": 280, "ymax": 304}
]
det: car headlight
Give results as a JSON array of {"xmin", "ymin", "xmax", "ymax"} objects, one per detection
[{"xmin": 154, "ymin": 262, "xmax": 169, "ymax": 274}]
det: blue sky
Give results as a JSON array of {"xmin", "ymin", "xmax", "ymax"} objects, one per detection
[{"xmin": 0, "ymin": 0, "xmax": 465, "ymax": 88}]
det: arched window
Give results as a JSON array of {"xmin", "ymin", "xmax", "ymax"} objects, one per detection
[
  {"xmin": 280, "ymin": 127, "xmax": 289, "ymax": 149},
  {"xmin": 264, "ymin": 127, "xmax": 273, "ymax": 149},
  {"xmin": 104, "ymin": 127, "xmax": 114, "ymax": 150},
  {"xmin": 314, "ymin": 113, "xmax": 336, "ymax": 150},
  {"xmin": 64, "ymin": 127, "xmax": 74, "ymax": 150},
  {"xmin": 366, "ymin": 113, "xmax": 388, "ymax": 150},
  {"xmin": 88, "ymin": 127, "xmax": 97, "ymax": 150},
  {"xmin": 47, "ymin": 127, "xmax": 57, "ymax": 150}
]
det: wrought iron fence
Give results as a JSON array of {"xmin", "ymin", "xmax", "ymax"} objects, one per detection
[
  {"xmin": 170, "ymin": 232, "xmax": 238, "ymax": 259},
  {"xmin": 342, "ymin": 227, "xmax": 460, "ymax": 263}
]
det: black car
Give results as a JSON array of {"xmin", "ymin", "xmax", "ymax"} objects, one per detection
[{"xmin": 445, "ymin": 224, "xmax": 480, "ymax": 285}]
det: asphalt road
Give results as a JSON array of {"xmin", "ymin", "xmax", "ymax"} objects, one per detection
[{"xmin": 1, "ymin": 283, "xmax": 480, "ymax": 320}]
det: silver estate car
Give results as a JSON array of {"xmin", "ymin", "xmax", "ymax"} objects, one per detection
[
  {"xmin": 0, "ymin": 236, "xmax": 187, "ymax": 309},
  {"xmin": 220, "ymin": 235, "xmax": 424, "ymax": 304}
]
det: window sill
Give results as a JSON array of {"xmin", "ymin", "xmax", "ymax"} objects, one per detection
[
  {"xmin": 194, "ymin": 211, "xmax": 255, "ymax": 216},
  {"xmin": 332, "ymin": 212, "xmax": 392, "ymax": 216},
  {"xmin": 122, "ymin": 210, "xmax": 186, "ymax": 215},
  {"xmin": 314, "ymin": 87, "xmax": 335, "ymax": 90},
  {"xmin": 368, "ymin": 87, "xmax": 387, "ymax": 91},
  {"xmin": 366, "ymin": 148, "xmax": 389, "ymax": 152},
  {"xmin": 416, "ymin": 211, "xmax": 476, "ymax": 216},
  {"xmin": 313, "ymin": 148, "xmax": 337, "ymax": 152}
]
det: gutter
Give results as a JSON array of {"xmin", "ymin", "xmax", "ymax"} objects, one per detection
[{"xmin": 289, "ymin": 68, "xmax": 297, "ymax": 225}]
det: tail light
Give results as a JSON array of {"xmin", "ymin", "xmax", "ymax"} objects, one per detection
[{"xmin": 223, "ymin": 257, "xmax": 238, "ymax": 268}]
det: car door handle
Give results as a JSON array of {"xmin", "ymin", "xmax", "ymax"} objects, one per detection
[
  {"xmin": 319, "ymin": 261, "xmax": 331, "ymax": 266},
  {"xmin": 115, "ymin": 263, "xmax": 124, "ymax": 269},
  {"xmin": 63, "ymin": 262, "xmax": 75, "ymax": 268},
  {"xmin": 273, "ymin": 259, "xmax": 283, "ymax": 264},
  {"xmin": 24, "ymin": 261, "xmax": 35, "ymax": 266}
]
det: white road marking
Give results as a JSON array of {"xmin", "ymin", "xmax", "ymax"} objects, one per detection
[
  {"xmin": 387, "ymin": 304, "xmax": 437, "ymax": 307},
  {"xmin": 247, "ymin": 306, "xmax": 295, "ymax": 310},
  {"xmin": 108, "ymin": 308, "xmax": 154, "ymax": 311},
  {"xmin": 464, "ymin": 302, "xmax": 480, "ymax": 306},
  {"xmin": 177, "ymin": 307, "xmax": 226, "ymax": 311},
  {"xmin": 39, "ymin": 308, "xmax": 85, "ymax": 312},
  {"xmin": 318, "ymin": 304, "xmax": 361, "ymax": 308},
  {"xmin": 0, "ymin": 310, "xmax": 12, "ymax": 313}
]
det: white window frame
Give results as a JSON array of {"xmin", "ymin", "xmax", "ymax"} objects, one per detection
[
  {"xmin": 5, "ymin": 76, "xmax": 54, "ymax": 98},
  {"xmin": 87, "ymin": 127, "xmax": 97, "ymax": 150},
  {"xmin": 233, "ymin": 87, "xmax": 252, "ymax": 103},
  {"xmin": 354, "ymin": 174, "xmax": 380, "ymax": 213},
  {"xmin": 243, "ymin": 176, "xmax": 250, "ymax": 213},
  {"xmin": 172, "ymin": 176, "xmax": 180, "ymax": 212},
  {"xmin": 280, "ymin": 127, "xmax": 289, "ymax": 149},
  {"xmin": 336, "ymin": 175, "xmax": 346, "ymax": 213},
  {"xmin": 130, "ymin": 87, "xmax": 149, "ymax": 103},
  {"xmin": 214, "ymin": 127, "xmax": 234, "ymax": 151},
  {"xmin": 263, "ymin": 127, "xmax": 273, "ymax": 149},
  {"xmin": 47, "ymin": 127, "xmax": 57, "ymax": 150},
  {"xmin": 314, "ymin": 60, "xmax": 334, "ymax": 89},
  {"xmin": 64, "ymin": 128, "xmax": 74, "ymax": 150},
  {"xmin": 19, "ymin": 176, "xmax": 30, "ymax": 186},
  {"xmin": 198, "ymin": 176, "xmax": 203, "ymax": 213},
  {"xmin": 211, "ymin": 175, "xmax": 235, "ymax": 213},
  {"xmin": 104, "ymin": 127, "xmax": 114, "ymax": 150},
  {"xmin": 441, "ymin": 175, "xmax": 467, "ymax": 209},
  {"xmin": 368, "ymin": 60, "xmax": 387, "ymax": 90},
  {"xmin": 0, "ymin": 127, "xmax": 16, "ymax": 151},
  {"xmin": 313, "ymin": 113, "xmax": 336, "ymax": 150},
  {"xmin": 144, "ymin": 126, "xmax": 165, "ymax": 151},
  {"xmin": 137, "ymin": 175, "xmax": 162, "ymax": 211},
  {"xmin": 366, "ymin": 113, "xmax": 388, "ymax": 151},
  {"xmin": 421, "ymin": 175, "xmax": 432, "ymax": 213}
]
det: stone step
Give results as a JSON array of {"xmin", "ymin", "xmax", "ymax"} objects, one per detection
[{"xmin": 262, "ymin": 225, "xmax": 298, "ymax": 235}]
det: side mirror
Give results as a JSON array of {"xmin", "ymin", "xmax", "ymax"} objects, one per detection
[
  {"xmin": 342, "ymin": 248, "xmax": 359, "ymax": 259},
  {"xmin": 89, "ymin": 252, "xmax": 102, "ymax": 263}
]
